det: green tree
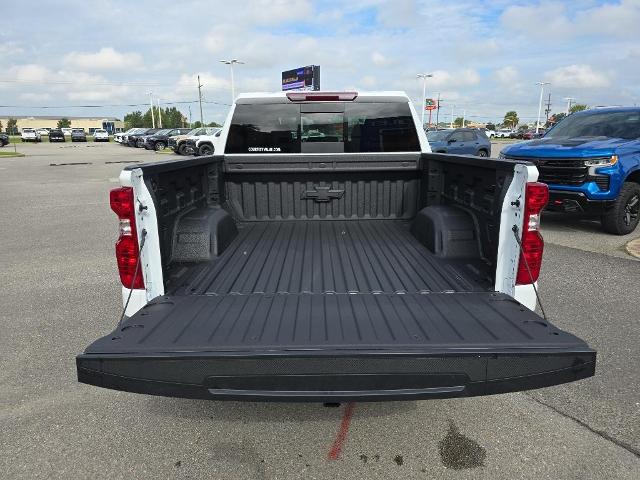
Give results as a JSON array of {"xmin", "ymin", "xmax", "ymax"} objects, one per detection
[
  {"xmin": 453, "ymin": 117, "xmax": 464, "ymax": 127},
  {"xmin": 7, "ymin": 118, "xmax": 18, "ymax": 134},
  {"xmin": 57, "ymin": 118, "xmax": 71, "ymax": 128},
  {"xmin": 569, "ymin": 103, "xmax": 588, "ymax": 114},
  {"xmin": 162, "ymin": 107, "xmax": 186, "ymax": 128},
  {"xmin": 486, "ymin": 122, "xmax": 496, "ymax": 131},
  {"xmin": 503, "ymin": 111, "xmax": 519, "ymax": 129},
  {"xmin": 124, "ymin": 111, "xmax": 144, "ymax": 129},
  {"xmin": 549, "ymin": 112, "xmax": 566, "ymax": 126},
  {"xmin": 192, "ymin": 121, "xmax": 203, "ymax": 128},
  {"xmin": 207, "ymin": 121, "xmax": 221, "ymax": 128}
]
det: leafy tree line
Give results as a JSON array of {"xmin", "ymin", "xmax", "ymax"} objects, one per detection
[{"xmin": 123, "ymin": 107, "xmax": 220, "ymax": 130}]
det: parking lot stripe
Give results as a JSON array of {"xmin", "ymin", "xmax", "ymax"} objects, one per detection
[{"xmin": 327, "ymin": 402, "xmax": 356, "ymax": 460}]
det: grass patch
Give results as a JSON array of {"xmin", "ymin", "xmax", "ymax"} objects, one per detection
[{"xmin": 0, "ymin": 150, "xmax": 25, "ymax": 157}]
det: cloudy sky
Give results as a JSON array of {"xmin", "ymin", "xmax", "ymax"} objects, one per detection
[{"xmin": 1, "ymin": 0, "xmax": 639, "ymax": 124}]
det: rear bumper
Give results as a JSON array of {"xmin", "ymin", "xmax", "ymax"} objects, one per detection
[
  {"xmin": 77, "ymin": 350, "xmax": 595, "ymax": 402},
  {"xmin": 546, "ymin": 190, "xmax": 614, "ymax": 214}
]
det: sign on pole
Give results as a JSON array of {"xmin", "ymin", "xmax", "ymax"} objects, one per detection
[
  {"xmin": 425, "ymin": 98, "xmax": 437, "ymax": 111},
  {"xmin": 281, "ymin": 65, "xmax": 320, "ymax": 91}
]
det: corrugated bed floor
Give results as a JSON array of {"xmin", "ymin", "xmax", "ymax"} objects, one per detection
[{"xmin": 169, "ymin": 220, "xmax": 491, "ymax": 296}]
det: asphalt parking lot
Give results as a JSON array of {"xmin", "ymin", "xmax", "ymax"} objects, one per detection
[{"xmin": 1, "ymin": 142, "xmax": 638, "ymax": 479}]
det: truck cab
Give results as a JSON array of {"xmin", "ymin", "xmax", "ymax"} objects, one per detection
[
  {"xmin": 76, "ymin": 91, "xmax": 595, "ymax": 402},
  {"xmin": 501, "ymin": 107, "xmax": 640, "ymax": 234}
]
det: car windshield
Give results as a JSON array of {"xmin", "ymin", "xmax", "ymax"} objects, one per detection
[
  {"xmin": 72, "ymin": 129, "xmax": 84, "ymax": 133},
  {"xmin": 95, "ymin": 129, "xmax": 105, "ymax": 133},
  {"xmin": 426, "ymin": 131, "xmax": 450, "ymax": 142},
  {"xmin": 23, "ymin": 129, "xmax": 35, "ymax": 132},
  {"xmin": 546, "ymin": 111, "xmax": 640, "ymax": 140},
  {"xmin": 155, "ymin": 129, "xmax": 171, "ymax": 135}
]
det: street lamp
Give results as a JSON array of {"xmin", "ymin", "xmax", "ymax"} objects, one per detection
[
  {"xmin": 220, "ymin": 59, "xmax": 245, "ymax": 103},
  {"xmin": 148, "ymin": 92, "xmax": 155, "ymax": 128},
  {"xmin": 564, "ymin": 97, "xmax": 575, "ymax": 116},
  {"xmin": 536, "ymin": 81, "xmax": 550, "ymax": 134},
  {"xmin": 417, "ymin": 73, "xmax": 433, "ymax": 128}
]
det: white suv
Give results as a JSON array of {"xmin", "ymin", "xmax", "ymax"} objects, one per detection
[{"xmin": 21, "ymin": 128, "xmax": 42, "ymax": 142}]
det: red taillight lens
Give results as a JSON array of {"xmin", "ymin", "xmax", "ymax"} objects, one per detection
[
  {"xmin": 110, "ymin": 187, "xmax": 144, "ymax": 289},
  {"xmin": 516, "ymin": 182, "xmax": 549, "ymax": 285}
]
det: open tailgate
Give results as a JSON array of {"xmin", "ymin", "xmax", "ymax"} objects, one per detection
[{"xmin": 77, "ymin": 292, "xmax": 595, "ymax": 402}]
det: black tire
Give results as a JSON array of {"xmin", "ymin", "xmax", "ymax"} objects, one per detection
[
  {"xmin": 198, "ymin": 143, "xmax": 214, "ymax": 156},
  {"xmin": 154, "ymin": 141, "xmax": 166, "ymax": 151},
  {"xmin": 601, "ymin": 182, "xmax": 640, "ymax": 235},
  {"xmin": 477, "ymin": 149, "xmax": 489, "ymax": 157},
  {"xmin": 177, "ymin": 143, "xmax": 188, "ymax": 155}
]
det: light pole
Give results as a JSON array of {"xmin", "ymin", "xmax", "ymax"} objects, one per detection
[
  {"xmin": 417, "ymin": 73, "xmax": 433, "ymax": 128},
  {"xmin": 536, "ymin": 81, "xmax": 550, "ymax": 133},
  {"xmin": 156, "ymin": 97, "xmax": 162, "ymax": 128},
  {"xmin": 450, "ymin": 104, "xmax": 455, "ymax": 129},
  {"xmin": 462, "ymin": 109, "xmax": 466, "ymax": 128},
  {"xmin": 564, "ymin": 97, "xmax": 575, "ymax": 115},
  {"xmin": 220, "ymin": 59, "xmax": 245, "ymax": 103},
  {"xmin": 148, "ymin": 92, "xmax": 155, "ymax": 128}
]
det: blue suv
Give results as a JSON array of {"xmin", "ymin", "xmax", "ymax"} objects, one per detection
[
  {"xmin": 500, "ymin": 107, "xmax": 640, "ymax": 235},
  {"xmin": 427, "ymin": 128, "xmax": 491, "ymax": 157}
]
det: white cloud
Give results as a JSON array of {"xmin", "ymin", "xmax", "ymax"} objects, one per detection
[
  {"xmin": 19, "ymin": 92, "xmax": 51, "ymax": 102},
  {"xmin": 63, "ymin": 47, "xmax": 142, "ymax": 71},
  {"xmin": 544, "ymin": 64, "xmax": 610, "ymax": 89},
  {"xmin": 428, "ymin": 69, "xmax": 480, "ymax": 88},
  {"xmin": 7, "ymin": 64, "xmax": 50, "ymax": 83},
  {"xmin": 175, "ymin": 73, "xmax": 230, "ymax": 96},
  {"xmin": 244, "ymin": 0, "xmax": 313, "ymax": 25},
  {"xmin": 495, "ymin": 66, "xmax": 519, "ymax": 85},
  {"xmin": 371, "ymin": 52, "xmax": 390, "ymax": 66}
]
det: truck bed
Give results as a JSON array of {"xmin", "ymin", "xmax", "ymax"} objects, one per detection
[{"xmin": 167, "ymin": 220, "xmax": 491, "ymax": 296}]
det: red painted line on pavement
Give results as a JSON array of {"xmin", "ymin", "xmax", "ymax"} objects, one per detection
[{"xmin": 327, "ymin": 402, "xmax": 355, "ymax": 460}]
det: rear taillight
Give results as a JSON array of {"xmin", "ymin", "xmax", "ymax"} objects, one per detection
[
  {"xmin": 110, "ymin": 187, "xmax": 144, "ymax": 289},
  {"xmin": 516, "ymin": 182, "xmax": 549, "ymax": 285}
]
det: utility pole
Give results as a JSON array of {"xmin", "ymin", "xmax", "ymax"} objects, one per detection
[
  {"xmin": 450, "ymin": 104, "xmax": 455, "ymax": 129},
  {"xmin": 188, "ymin": 105, "xmax": 192, "ymax": 128},
  {"xmin": 148, "ymin": 92, "xmax": 155, "ymax": 128},
  {"xmin": 535, "ymin": 81, "xmax": 550, "ymax": 134},
  {"xmin": 544, "ymin": 93, "xmax": 552, "ymax": 125},
  {"xmin": 197, "ymin": 75, "xmax": 204, "ymax": 127},
  {"xmin": 436, "ymin": 93, "xmax": 441, "ymax": 128},
  {"xmin": 416, "ymin": 73, "xmax": 433, "ymax": 128},
  {"xmin": 156, "ymin": 97, "xmax": 163, "ymax": 128},
  {"xmin": 220, "ymin": 59, "xmax": 245, "ymax": 103},
  {"xmin": 564, "ymin": 97, "xmax": 575, "ymax": 115}
]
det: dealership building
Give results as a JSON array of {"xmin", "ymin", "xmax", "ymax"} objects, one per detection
[{"xmin": 0, "ymin": 115, "xmax": 124, "ymax": 134}]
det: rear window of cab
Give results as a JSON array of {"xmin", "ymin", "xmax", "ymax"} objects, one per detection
[{"xmin": 226, "ymin": 102, "xmax": 420, "ymax": 154}]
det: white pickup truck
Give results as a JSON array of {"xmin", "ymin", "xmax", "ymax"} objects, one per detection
[
  {"xmin": 21, "ymin": 128, "xmax": 42, "ymax": 142},
  {"xmin": 77, "ymin": 91, "xmax": 595, "ymax": 402}
]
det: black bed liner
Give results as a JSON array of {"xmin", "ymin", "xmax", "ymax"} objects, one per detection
[
  {"xmin": 167, "ymin": 220, "xmax": 491, "ymax": 296},
  {"xmin": 78, "ymin": 220, "xmax": 595, "ymax": 401}
]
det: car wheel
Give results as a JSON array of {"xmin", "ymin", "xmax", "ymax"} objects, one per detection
[
  {"xmin": 477, "ymin": 149, "xmax": 489, "ymax": 157},
  {"xmin": 601, "ymin": 182, "xmax": 640, "ymax": 235},
  {"xmin": 136, "ymin": 139, "xmax": 144, "ymax": 148},
  {"xmin": 155, "ymin": 141, "xmax": 166, "ymax": 151},
  {"xmin": 177, "ymin": 143, "xmax": 188, "ymax": 155},
  {"xmin": 198, "ymin": 143, "xmax": 214, "ymax": 156}
]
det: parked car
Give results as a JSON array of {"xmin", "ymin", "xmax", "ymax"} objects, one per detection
[
  {"xmin": 71, "ymin": 128, "xmax": 87, "ymax": 142},
  {"xmin": 191, "ymin": 128, "xmax": 223, "ymax": 156},
  {"xmin": 49, "ymin": 129, "xmax": 65, "ymax": 142},
  {"xmin": 115, "ymin": 128, "xmax": 136, "ymax": 144},
  {"xmin": 178, "ymin": 127, "xmax": 221, "ymax": 155},
  {"xmin": 481, "ymin": 127, "xmax": 496, "ymax": 138},
  {"xmin": 76, "ymin": 90, "xmax": 595, "ymax": 402},
  {"xmin": 93, "ymin": 129, "xmax": 109, "ymax": 142},
  {"xmin": 61, "ymin": 128, "xmax": 73, "ymax": 137},
  {"xmin": 128, "ymin": 128, "xmax": 159, "ymax": 148},
  {"xmin": 426, "ymin": 128, "xmax": 491, "ymax": 157},
  {"xmin": 495, "ymin": 128, "xmax": 514, "ymax": 138},
  {"xmin": 21, "ymin": 128, "xmax": 42, "ymax": 142},
  {"xmin": 500, "ymin": 107, "xmax": 640, "ymax": 234},
  {"xmin": 169, "ymin": 127, "xmax": 218, "ymax": 155},
  {"xmin": 36, "ymin": 128, "xmax": 49, "ymax": 136},
  {"xmin": 0, "ymin": 133, "xmax": 9, "ymax": 147},
  {"xmin": 522, "ymin": 129, "xmax": 545, "ymax": 140},
  {"xmin": 143, "ymin": 128, "xmax": 192, "ymax": 151}
]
